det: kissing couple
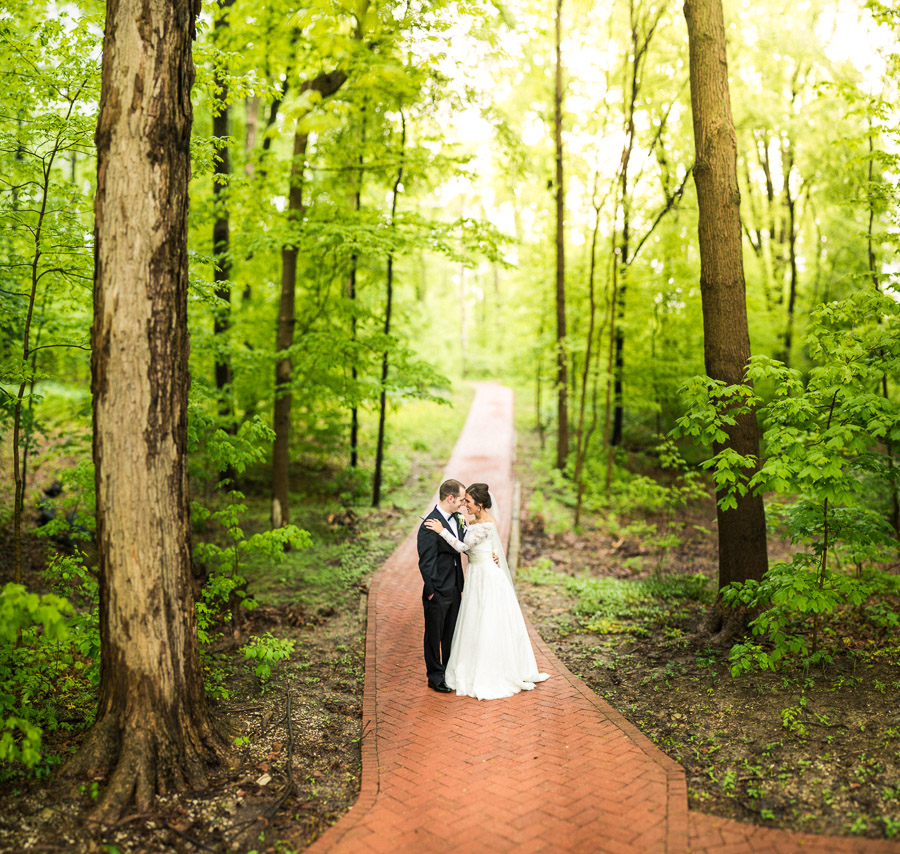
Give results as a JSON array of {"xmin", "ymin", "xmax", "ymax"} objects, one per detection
[{"xmin": 416, "ymin": 479, "xmax": 549, "ymax": 700}]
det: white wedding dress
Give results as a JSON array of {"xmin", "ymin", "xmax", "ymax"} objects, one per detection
[{"xmin": 440, "ymin": 521, "xmax": 549, "ymax": 700}]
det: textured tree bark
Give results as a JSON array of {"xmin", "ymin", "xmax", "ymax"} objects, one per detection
[
  {"xmin": 271, "ymin": 70, "xmax": 346, "ymax": 528},
  {"xmin": 554, "ymin": 0, "xmax": 568, "ymax": 470},
  {"xmin": 66, "ymin": 0, "xmax": 227, "ymax": 819},
  {"xmin": 684, "ymin": 0, "xmax": 769, "ymax": 639}
]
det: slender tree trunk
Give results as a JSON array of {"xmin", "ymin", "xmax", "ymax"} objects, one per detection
[
  {"xmin": 574, "ymin": 178, "xmax": 601, "ymax": 527},
  {"xmin": 867, "ymin": 128, "xmax": 879, "ymax": 293},
  {"xmin": 536, "ymin": 310, "xmax": 545, "ymax": 449},
  {"xmin": 272, "ymin": 128, "xmax": 306, "ymax": 529},
  {"xmin": 611, "ymin": 215, "xmax": 628, "ymax": 447},
  {"xmin": 458, "ymin": 262, "xmax": 469, "ymax": 376},
  {"xmin": 19, "ymin": 316, "xmax": 44, "ymax": 563},
  {"xmin": 65, "ymin": 0, "xmax": 226, "ymax": 819},
  {"xmin": 244, "ymin": 96, "xmax": 259, "ymax": 164},
  {"xmin": 212, "ymin": 0, "xmax": 234, "ymax": 420},
  {"xmin": 271, "ymin": 71, "xmax": 346, "ymax": 528},
  {"xmin": 347, "ymin": 110, "xmax": 366, "ymax": 469},
  {"xmin": 609, "ymin": 1, "xmax": 663, "ymax": 448},
  {"xmin": 604, "ymin": 245, "xmax": 618, "ymax": 492},
  {"xmin": 864, "ymin": 129, "xmax": 900, "ymax": 536},
  {"xmin": 780, "ymin": 141, "xmax": 798, "ymax": 366},
  {"xmin": 348, "ymin": 260, "xmax": 360, "ymax": 469},
  {"xmin": 884, "ymin": 375, "xmax": 900, "ymax": 537},
  {"xmin": 554, "ymin": 0, "xmax": 568, "ymax": 470},
  {"xmin": 612, "ymin": 54, "xmax": 635, "ymax": 451},
  {"xmin": 11, "ymin": 100, "xmax": 76, "ymax": 581},
  {"xmin": 12, "ymin": 165, "xmax": 51, "ymax": 584},
  {"xmin": 372, "ymin": 115, "xmax": 405, "ymax": 508},
  {"xmin": 684, "ymin": 0, "xmax": 769, "ymax": 639},
  {"xmin": 758, "ymin": 135, "xmax": 787, "ymax": 311}
]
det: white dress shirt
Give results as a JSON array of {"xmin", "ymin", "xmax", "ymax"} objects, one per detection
[{"xmin": 437, "ymin": 505, "xmax": 459, "ymax": 539}]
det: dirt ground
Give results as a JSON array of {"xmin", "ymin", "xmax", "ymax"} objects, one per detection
[
  {"xmin": 0, "ymin": 548, "xmax": 368, "ymax": 853},
  {"xmin": 515, "ymin": 482, "xmax": 900, "ymax": 843}
]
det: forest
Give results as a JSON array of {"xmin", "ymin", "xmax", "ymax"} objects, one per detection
[{"xmin": 1, "ymin": 0, "xmax": 899, "ymax": 849}]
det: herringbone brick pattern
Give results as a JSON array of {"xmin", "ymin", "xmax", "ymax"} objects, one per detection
[{"xmin": 307, "ymin": 382, "xmax": 897, "ymax": 853}]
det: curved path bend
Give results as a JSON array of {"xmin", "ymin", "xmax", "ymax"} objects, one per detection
[{"xmin": 308, "ymin": 383, "xmax": 897, "ymax": 854}]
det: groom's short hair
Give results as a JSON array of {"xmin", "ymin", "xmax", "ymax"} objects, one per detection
[{"xmin": 439, "ymin": 479, "xmax": 465, "ymax": 501}]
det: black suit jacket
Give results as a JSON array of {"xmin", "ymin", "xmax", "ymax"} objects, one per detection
[{"xmin": 416, "ymin": 507, "xmax": 465, "ymax": 599}]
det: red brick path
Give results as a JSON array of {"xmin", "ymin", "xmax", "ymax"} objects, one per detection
[{"xmin": 308, "ymin": 383, "xmax": 897, "ymax": 853}]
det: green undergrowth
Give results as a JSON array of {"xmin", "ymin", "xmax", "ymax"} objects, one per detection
[
  {"xmin": 520, "ymin": 561, "xmax": 714, "ymax": 636},
  {"xmin": 238, "ymin": 385, "xmax": 475, "ymax": 613},
  {"xmin": 1, "ymin": 382, "xmax": 475, "ymax": 782}
]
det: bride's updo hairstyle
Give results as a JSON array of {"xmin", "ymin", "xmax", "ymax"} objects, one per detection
[{"xmin": 466, "ymin": 483, "xmax": 492, "ymax": 510}]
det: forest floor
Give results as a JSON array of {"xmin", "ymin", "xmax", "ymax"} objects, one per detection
[
  {"xmin": 513, "ymin": 427, "xmax": 900, "ymax": 844},
  {"xmin": 0, "ymin": 494, "xmax": 377, "ymax": 854},
  {"xmin": 2, "ymin": 399, "xmax": 900, "ymax": 851}
]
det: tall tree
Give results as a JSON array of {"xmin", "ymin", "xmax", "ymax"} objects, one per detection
[
  {"xmin": 610, "ymin": 0, "xmax": 665, "ymax": 447},
  {"xmin": 573, "ymin": 170, "xmax": 603, "ymax": 526},
  {"xmin": 65, "ymin": 0, "xmax": 226, "ymax": 817},
  {"xmin": 684, "ymin": 0, "xmax": 769, "ymax": 638},
  {"xmin": 553, "ymin": 0, "xmax": 568, "ymax": 469},
  {"xmin": 0, "ymin": 16, "xmax": 96, "ymax": 584},
  {"xmin": 372, "ymin": 112, "xmax": 405, "ymax": 507},
  {"xmin": 346, "ymin": 108, "xmax": 366, "ymax": 471},
  {"xmin": 211, "ymin": 0, "xmax": 235, "ymax": 416},
  {"xmin": 272, "ymin": 69, "xmax": 346, "ymax": 528}
]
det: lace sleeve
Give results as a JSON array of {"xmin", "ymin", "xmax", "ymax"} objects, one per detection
[
  {"xmin": 435, "ymin": 523, "xmax": 490, "ymax": 553},
  {"xmin": 436, "ymin": 527, "xmax": 468, "ymax": 553}
]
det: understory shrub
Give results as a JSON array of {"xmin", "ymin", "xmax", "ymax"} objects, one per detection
[{"xmin": 675, "ymin": 290, "xmax": 900, "ymax": 673}]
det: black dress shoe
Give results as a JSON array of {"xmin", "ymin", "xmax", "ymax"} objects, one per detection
[{"xmin": 428, "ymin": 680, "xmax": 452, "ymax": 693}]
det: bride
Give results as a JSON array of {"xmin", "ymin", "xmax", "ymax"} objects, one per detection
[{"xmin": 424, "ymin": 482, "xmax": 549, "ymax": 700}]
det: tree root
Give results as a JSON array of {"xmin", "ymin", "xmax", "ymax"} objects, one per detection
[
  {"xmin": 64, "ymin": 707, "xmax": 231, "ymax": 823},
  {"xmin": 700, "ymin": 597, "xmax": 757, "ymax": 646}
]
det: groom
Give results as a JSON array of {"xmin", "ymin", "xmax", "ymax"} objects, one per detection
[{"xmin": 416, "ymin": 478, "xmax": 467, "ymax": 693}]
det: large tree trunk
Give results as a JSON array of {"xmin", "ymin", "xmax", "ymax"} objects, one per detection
[
  {"xmin": 554, "ymin": 0, "xmax": 568, "ymax": 470},
  {"xmin": 684, "ymin": 0, "xmax": 769, "ymax": 640},
  {"xmin": 66, "ymin": 0, "xmax": 226, "ymax": 819},
  {"xmin": 271, "ymin": 70, "xmax": 346, "ymax": 528}
]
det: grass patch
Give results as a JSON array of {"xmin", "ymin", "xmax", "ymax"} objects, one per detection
[{"xmin": 519, "ymin": 560, "xmax": 713, "ymax": 636}]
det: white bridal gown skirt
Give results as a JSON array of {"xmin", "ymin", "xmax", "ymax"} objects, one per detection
[{"xmin": 444, "ymin": 555, "xmax": 549, "ymax": 700}]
